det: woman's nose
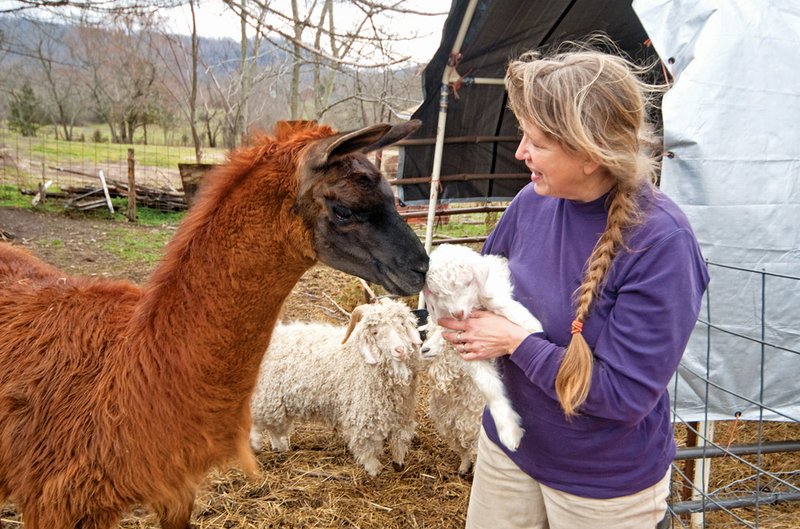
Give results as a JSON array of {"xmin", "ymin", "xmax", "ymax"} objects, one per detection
[
  {"xmin": 514, "ymin": 137, "xmax": 529, "ymax": 161},
  {"xmin": 514, "ymin": 141, "xmax": 525, "ymax": 160}
]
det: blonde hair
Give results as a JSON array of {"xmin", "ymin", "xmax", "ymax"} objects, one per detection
[{"xmin": 505, "ymin": 40, "xmax": 662, "ymax": 416}]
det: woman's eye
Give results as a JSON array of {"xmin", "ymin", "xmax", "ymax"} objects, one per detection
[{"xmin": 332, "ymin": 204, "xmax": 353, "ymax": 222}]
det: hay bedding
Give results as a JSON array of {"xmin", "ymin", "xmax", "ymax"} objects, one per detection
[
  {"xmin": 117, "ymin": 265, "xmax": 800, "ymax": 529},
  {"xmin": 0, "ymin": 228, "xmax": 800, "ymax": 529}
]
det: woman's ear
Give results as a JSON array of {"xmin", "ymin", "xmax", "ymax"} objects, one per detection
[{"xmin": 582, "ymin": 158, "xmax": 602, "ymax": 176}]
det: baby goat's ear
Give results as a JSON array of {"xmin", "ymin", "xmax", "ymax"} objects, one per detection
[{"xmin": 473, "ymin": 257, "xmax": 493, "ymax": 299}]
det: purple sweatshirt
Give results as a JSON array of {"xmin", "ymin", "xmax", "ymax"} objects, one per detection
[{"xmin": 481, "ymin": 182, "xmax": 709, "ymax": 499}]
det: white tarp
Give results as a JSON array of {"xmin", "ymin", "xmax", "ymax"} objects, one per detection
[{"xmin": 633, "ymin": 0, "xmax": 800, "ymax": 422}]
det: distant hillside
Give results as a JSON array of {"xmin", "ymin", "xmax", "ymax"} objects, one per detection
[{"xmin": 0, "ymin": 15, "xmax": 290, "ymax": 79}]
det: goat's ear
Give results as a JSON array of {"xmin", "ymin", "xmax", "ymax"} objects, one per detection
[
  {"xmin": 360, "ymin": 119, "xmax": 422, "ymax": 153},
  {"xmin": 342, "ymin": 305, "xmax": 366, "ymax": 344},
  {"xmin": 359, "ymin": 342, "xmax": 380, "ymax": 365}
]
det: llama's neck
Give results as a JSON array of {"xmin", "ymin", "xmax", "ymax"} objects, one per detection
[{"xmin": 135, "ymin": 170, "xmax": 315, "ymax": 391}]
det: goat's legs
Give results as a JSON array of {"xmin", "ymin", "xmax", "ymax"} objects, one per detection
[
  {"xmin": 464, "ymin": 360, "xmax": 524, "ymax": 451},
  {"xmin": 349, "ymin": 434, "xmax": 385, "ymax": 477},
  {"xmin": 388, "ymin": 423, "xmax": 415, "ymax": 471},
  {"xmin": 250, "ymin": 415, "xmax": 291, "ymax": 452}
]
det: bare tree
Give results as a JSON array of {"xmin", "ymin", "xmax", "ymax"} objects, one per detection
[
  {"xmin": 28, "ymin": 21, "xmax": 86, "ymax": 140},
  {"xmin": 1, "ymin": 0, "xmax": 184, "ymax": 15},
  {"xmin": 221, "ymin": 0, "xmax": 444, "ymax": 124},
  {"xmin": 72, "ymin": 13, "xmax": 164, "ymax": 144},
  {"xmin": 197, "ymin": 1, "xmax": 293, "ymax": 148}
]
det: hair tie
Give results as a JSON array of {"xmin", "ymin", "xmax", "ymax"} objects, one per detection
[{"xmin": 571, "ymin": 320, "xmax": 584, "ymax": 335}]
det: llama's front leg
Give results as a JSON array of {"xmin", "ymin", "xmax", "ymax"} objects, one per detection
[
  {"xmin": 156, "ymin": 497, "xmax": 195, "ymax": 529},
  {"xmin": 464, "ymin": 360, "xmax": 524, "ymax": 451},
  {"xmin": 27, "ymin": 505, "xmax": 121, "ymax": 529}
]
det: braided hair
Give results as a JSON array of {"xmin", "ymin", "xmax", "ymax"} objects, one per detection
[{"xmin": 505, "ymin": 40, "xmax": 662, "ymax": 416}]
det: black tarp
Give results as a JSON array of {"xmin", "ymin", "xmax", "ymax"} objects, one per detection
[{"xmin": 399, "ymin": 0, "xmax": 663, "ymax": 204}]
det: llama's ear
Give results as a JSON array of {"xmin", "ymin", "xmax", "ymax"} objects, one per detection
[
  {"xmin": 360, "ymin": 119, "xmax": 422, "ymax": 153},
  {"xmin": 322, "ymin": 120, "xmax": 422, "ymax": 161},
  {"xmin": 323, "ymin": 124, "xmax": 392, "ymax": 162}
]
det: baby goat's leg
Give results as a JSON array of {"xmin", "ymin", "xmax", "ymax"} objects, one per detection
[{"xmin": 463, "ymin": 360, "xmax": 524, "ymax": 451}]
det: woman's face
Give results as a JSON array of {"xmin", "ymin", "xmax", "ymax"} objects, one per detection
[{"xmin": 514, "ymin": 121, "xmax": 614, "ymax": 202}]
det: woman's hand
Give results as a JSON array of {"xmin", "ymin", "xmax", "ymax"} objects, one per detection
[{"xmin": 439, "ymin": 310, "xmax": 531, "ymax": 361}]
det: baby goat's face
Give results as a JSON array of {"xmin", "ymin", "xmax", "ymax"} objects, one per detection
[
  {"xmin": 425, "ymin": 266, "xmax": 482, "ymax": 321},
  {"xmin": 424, "ymin": 244, "xmax": 489, "ymax": 321}
]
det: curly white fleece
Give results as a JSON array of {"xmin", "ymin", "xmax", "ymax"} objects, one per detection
[{"xmin": 250, "ymin": 297, "xmax": 422, "ymax": 477}]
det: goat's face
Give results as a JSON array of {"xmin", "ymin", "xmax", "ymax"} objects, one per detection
[
  {"xmin": 343, "ymin": 299, "xmax": 422, "ymax": 371},
  {"xmin": 424, "ymin": 244, "xmax": 488, "ymax": 321},
  {"xmin": 294, "ymin": 122, "xmax": 429, "ymax": 296}
]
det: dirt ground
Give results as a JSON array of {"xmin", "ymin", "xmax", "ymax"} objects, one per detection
[
  {"xmin": 1, "ymin": 205, "xmax": 798, "ymax": 529},
  {"xmin": 0, "ymin": 204, "xmax": 475, "ymax": 529}
]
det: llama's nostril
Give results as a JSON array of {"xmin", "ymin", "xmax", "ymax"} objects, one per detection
[
  {"xmin": 453, "ymin": 310, "xmax": 465, "ymax": 320},
  {"xmin": 395, "ymin": 346, "xmax": 406, "ymax": 360}
]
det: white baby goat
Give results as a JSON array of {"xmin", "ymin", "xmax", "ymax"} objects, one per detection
[{"xmin": 423, "ymin": 243, "xmax": 542, "ymax": 452}]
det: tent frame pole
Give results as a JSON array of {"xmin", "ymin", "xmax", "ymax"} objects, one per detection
[{"xmin": 419, "ymin": 0, "xmax": 480, "ymax": 310}]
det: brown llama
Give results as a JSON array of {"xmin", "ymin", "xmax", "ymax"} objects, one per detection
[
  {"xmin": 0, "ymin": 243, "xmax": 64, "ymax": 285},
  {"xmin": 0, "ymin": 120, "xmax": 428, "ymax": 529}
]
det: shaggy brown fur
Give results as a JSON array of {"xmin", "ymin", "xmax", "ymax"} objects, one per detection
[
  {"xmin": 0, "ymin": 243, "xmax": 64, "ymax": 284},
  {"xmin": 0, "ymin": 121, "xmax": 426, "ymax": 529}
]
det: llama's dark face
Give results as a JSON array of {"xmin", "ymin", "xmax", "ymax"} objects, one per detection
[{"xmin": 294, "ymin": 122, "xmax": 429, "ymax": 296}]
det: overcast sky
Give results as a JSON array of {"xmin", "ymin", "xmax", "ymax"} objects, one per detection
[{"xmin": 163, "ymin": 0, "xmax": 449, "ymax": 64}]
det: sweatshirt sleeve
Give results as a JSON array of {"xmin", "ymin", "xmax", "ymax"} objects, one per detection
[{"xmin": 509, "ymin": 228, "xmax": 709, "ymax": 424}]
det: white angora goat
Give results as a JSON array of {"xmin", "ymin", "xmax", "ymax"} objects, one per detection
[
  {"xmin": 423, "ymin": 343, "xmax": 485, "ymax": 475},
  {"xmin": 250, "ymin": 297, "xmax": 422, "ymax": 477},
  {"xmin": 423, "ymin": 243, "xmax": 542, "ymax": 453}
]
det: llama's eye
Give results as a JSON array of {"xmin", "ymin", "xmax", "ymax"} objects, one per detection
[{"xmin": 332, "ymin": 204, "xmax": 353, "ymax": 223}]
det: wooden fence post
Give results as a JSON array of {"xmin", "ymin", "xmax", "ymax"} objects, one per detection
[{"xmin": 126, "ymin": 148, "xmax": 136, "ymax": 222}]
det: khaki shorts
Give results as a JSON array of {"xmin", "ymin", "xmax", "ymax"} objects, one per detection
[{"xmin": 466, "ymin": 428, "xmax": 670, "ymax": 529}]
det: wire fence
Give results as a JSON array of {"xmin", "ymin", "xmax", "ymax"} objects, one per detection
[
  {"xmin": 0, "ymin": 126, "xmax": 226, "ymax": 200},
  {"xmin": 663, "ymin": 262, "xmax": 800, "ymax": 529}
]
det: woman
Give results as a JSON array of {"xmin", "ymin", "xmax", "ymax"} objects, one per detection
[{"xmin": 438, "ymin": 44, "xmax": 710, "ymax": 529}]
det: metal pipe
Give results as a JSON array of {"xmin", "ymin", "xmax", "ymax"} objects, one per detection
[
  {"xmin": 419, "ymin": 0, "xmax": 481, "ymax": 311},
  {"xmin": 670, "ymin": 491, "xmax": 800, "ymax": 515},
  {"xmin": 675, "ymin": 439, "xmax": 800, "ymax": 460}
]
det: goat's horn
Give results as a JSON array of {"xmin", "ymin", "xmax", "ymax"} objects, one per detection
[
  {"xmin": 342, "ymin": 305, "xmax": 366, "ymax": 344},
  {"xmin": 358, "ymin": 278, "xmax": 377, "ymax": 304}
]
